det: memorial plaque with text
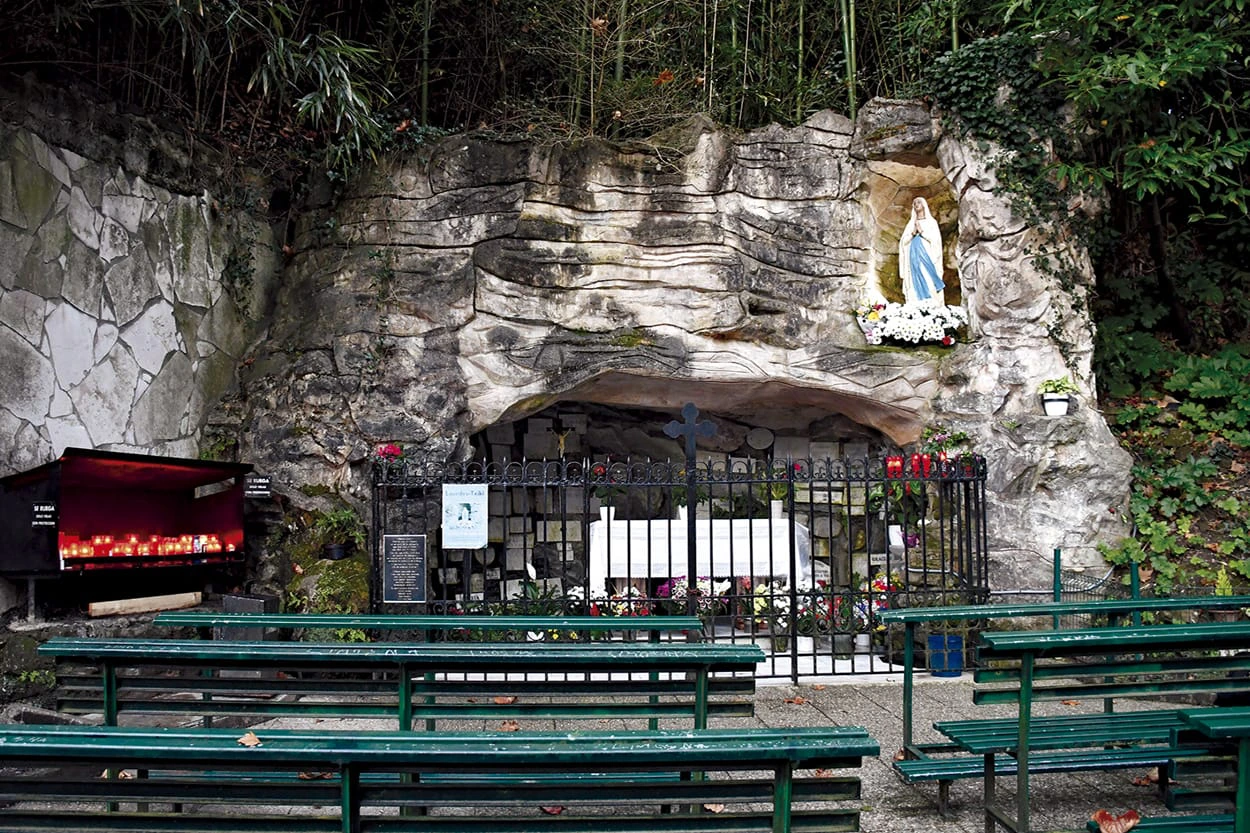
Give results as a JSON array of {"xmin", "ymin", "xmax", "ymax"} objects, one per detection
[{"xmin": 382, "ymin": 534, "xmax": 427, "ymax": 604}]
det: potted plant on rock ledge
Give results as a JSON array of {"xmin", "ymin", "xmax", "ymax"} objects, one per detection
[
  {"xmin": 1038, "ymin": 376, "xmax": 1079, "ymax": 416},
  {"xmin": 315, "ymin": 507, "xmax": 366, "ymax": 561}
]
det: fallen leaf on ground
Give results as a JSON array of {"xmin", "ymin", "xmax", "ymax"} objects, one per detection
[
  {"xmin": 1061, "ymin": 700, "xmax": 1081, "ymax": 706},
  {"xmin": 784, "ymin": 696, "xmax": 808, "ymax": 705},
  {"xmin": 893, "ymin": 749, "xmax": 908, "ymax": 761},
  {"xmin": 703, "ymin": 803, "xmax": 725, "ymax": 813},
  {"xmin": 237, "ymin": 731, "xmax": 262, "ymax": 747},
  {"xmin": 814, "ymin": 769, "xmax": 833, "ymax": 777},
  {"xmin": 811, "ymin": 684, "xmax": 826, "ymax": 691},
  {"xmin": 494, "ymin": 695, "xmax": 518, "ymax": 705},
  {"xmin": 540, "ymin": 806, "xmax": 565, "ymax": 815},
  {"xmin": 1091, "ymin": 808, "xmax": 1141, "ymax": 833},
  {"xmin": 499, "ymin": 720, "xmax": 520, "ymax": 731},
  {"xmin": 298, "ymin": 772, "xmax": 334, "ymax": 780}
]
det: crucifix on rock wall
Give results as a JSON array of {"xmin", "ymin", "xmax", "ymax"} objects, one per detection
[{"xmin": 663, "ymin": 403, "xmax": 716, "ymax": 616}]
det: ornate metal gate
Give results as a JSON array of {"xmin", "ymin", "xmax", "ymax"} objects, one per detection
[{"xmin": 371, "ymin": 406, "xmax": 988, "ymax": 680}]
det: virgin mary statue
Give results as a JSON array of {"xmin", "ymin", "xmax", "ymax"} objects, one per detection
[{"xmin": 898, "ymin": 197, "xmax": 945, "ymax": 306}]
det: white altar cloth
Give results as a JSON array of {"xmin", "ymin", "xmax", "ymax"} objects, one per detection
[{"xmin": 587, "ymin": 517, "xmax": 811, "ymax": 595}]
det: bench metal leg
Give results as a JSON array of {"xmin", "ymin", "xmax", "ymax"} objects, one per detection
[
  {"xmin": 771, "ymin": 763, "xmax": 794, "ymax": 833},
  {"xmin": 340, "ymin": 763, "xmax": 360, "ymax": 833},
  {"xmin": 1236, "ymin": 739, "xmax": 1249, "ymax": 833},
  {"xmin": 938, "ymin": 779, "xmax": 952, "ymax": 818},
  {"xmin": 984, "ymin": 752, "xmax": 996, "ymax": 833}
]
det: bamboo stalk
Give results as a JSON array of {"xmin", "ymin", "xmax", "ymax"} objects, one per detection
[
  {"xmin": 848, "ymin": 0, "xmax": 857, "ymax": 120},
  {"xmin": 615, "ymin": 0, "xmax": 627, "ymax": 82},
  {"xmin": 420, "ymin": 0, "xmax": 431, "ymax": 124},
  {"xmin": 839, "ymin": 0, "xmax": 854, "ymax": 119},
  {"xmin": 795, "ymin": 0, "xmax": 804, "ymax": 122}
]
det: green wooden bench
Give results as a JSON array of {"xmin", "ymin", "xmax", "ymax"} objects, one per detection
[
  {"xmin": 0, "ymin": 723, "xmax": 879, "ymax": 833},
  {"xmin": 41, "ymin": 637, "xmax": 762, "ymax": 731},
  {"xmin": 880, "ymin": 595, "xmax": 1250, "ymax": 759},
  {"xmin": 153, "ymin": 612, "xmax": 705, "ymax": 644},
  {"xmin": 880, "ymin": 595, "xmax": 1250, "ymax": 816},
  {"xmin": 946, "ymin": 622, "xmax": 1250, "ymax": 833},
  {"xmin": 1160, "ymin": 706, "xmax": 1250, "ymax": 832}
]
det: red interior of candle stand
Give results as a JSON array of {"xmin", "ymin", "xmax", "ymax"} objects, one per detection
[{"xmin": 0, "ymin": 448, "xmax": 253, "ymax": 577}]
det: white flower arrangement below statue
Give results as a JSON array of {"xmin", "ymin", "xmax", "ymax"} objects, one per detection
[{"xmin": 856, "ymin": 301, "xmax": 967, "ymax": 346}]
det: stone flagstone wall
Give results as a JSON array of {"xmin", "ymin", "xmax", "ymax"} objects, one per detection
[{"xmin": 0, "ymin": 115, "xmax": 277, "ymax": 474}]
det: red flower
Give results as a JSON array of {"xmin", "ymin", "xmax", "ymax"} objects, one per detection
[
  {"xmin": 376, "ymin": 444, "xmax": 403, "ymax": 461},
  {"xmin": 591, "ymin": 463, "xmax": 607, "ymax": 477},
  {"xmin": 941, "ymin": 336, "xmax": 954, "ymax": 346},
  {"xmin": 654, "ymin": 69, "xmax": 675, "ymax": 86}
]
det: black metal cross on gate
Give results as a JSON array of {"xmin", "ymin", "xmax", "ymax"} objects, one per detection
[{"xmin": 664, "ymin": 403, "xmax": 716, "ymax": 616}]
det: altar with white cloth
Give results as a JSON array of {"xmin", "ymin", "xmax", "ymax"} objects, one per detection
[{"xmin": 587, "ymin": 516, "xmax": 812, "ymax": 596}]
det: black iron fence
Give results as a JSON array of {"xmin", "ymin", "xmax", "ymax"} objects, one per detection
[{"xmin": 372, "ymin": 437, "xmax": 988, "ymax": 680}]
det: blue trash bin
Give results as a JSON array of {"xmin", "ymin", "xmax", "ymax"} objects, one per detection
[{"xmin": 927, "ymin": 633, "xmax": 964, "ymax": 677}]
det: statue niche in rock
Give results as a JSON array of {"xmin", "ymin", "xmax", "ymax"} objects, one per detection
[{"xmin": 898, "ymin": 196, "xmax": 945, "ymax": 307}]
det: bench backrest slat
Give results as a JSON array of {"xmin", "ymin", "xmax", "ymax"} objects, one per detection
[
  {"xmin": 879, "ymin": 595, "xmax": 1250, "ymax": 624},
  {"xmin": 41, "ymin": 637, "xmax": 762, "ymax": 667},
  {"xmin": 970, "ymin": 622, "xmax": 1250, "ymax": 706},
  {"xmin": 978, "ymin": 622, "xmax": 1250, "ymax": 656},
  {"xmin": 0, "ymin": 724, "xmax": 879, "ymax": 766},
  {"xmin": 975, "ymin": 652, "xmax": 1250, "ymax": 683}
]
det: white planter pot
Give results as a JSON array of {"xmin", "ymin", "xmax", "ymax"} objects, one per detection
[
  {"xmin": 1041, "ymin": 393, "xmax": 1071, "ymax": 417},
  {"xmin": 854, "ymin": 633, "xmax": 872, "ymax": 652}
]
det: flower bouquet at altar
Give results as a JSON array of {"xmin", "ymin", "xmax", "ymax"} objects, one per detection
[
  {"xmin": 855, "ymin": 301, "xmax": 967, "ymax": 346},
  {"xmin": 854, "ymin": 572, "xmax": 902, "ymax": 637},
  {"xmin": 748, "ymin": 579, "xmax": 793, "ymax": 650},
  {"xmin": 656, "ymin": 575, "xmax": 730, "ymax": 618},
  {"xmin": 601, "ymin": 586, "xmax": 652, "ymax": 617}
]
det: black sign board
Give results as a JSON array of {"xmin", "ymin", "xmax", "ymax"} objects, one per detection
[
  {"xmin": 244, "ymin": 475, "xmax": 272, "ymax": 499},
  {"xmin": 32, "ymin": 501, "xmax": 57, "ymax": 528},
  {"xmin": 382, "ymin": 534, "xmax": 427, "ymax": 604}
]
